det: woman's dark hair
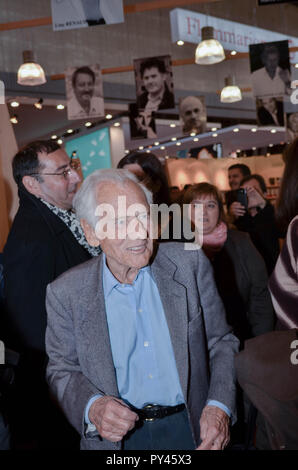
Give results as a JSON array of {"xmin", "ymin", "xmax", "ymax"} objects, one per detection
[
  {"xmin": 183, "ymin": 182, "xmax": 225, "ymax": 225},
  {"xmin": 12, "ymin": 140, "xmax": 60, "ymax": 189},
  {"xmin": 240, "ymin": 174, "xmax": 267, "ymax": 194},
  {"xmin": 275, "ymin": 138, "xmax": 298, "ymax": 232},
  {"xmin": 117, "ymin": 152, "xmax": 171, "ymax": 205}
]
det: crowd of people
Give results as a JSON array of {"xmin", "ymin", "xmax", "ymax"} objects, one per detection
[{"xmin": 0, "ymin": 136, "xmax": 297, "ymax": 451}]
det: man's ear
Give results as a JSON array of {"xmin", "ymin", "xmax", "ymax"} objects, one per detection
[
  {"xmin": 22, "ymin": 175, "xmax": 41, "ymax": 197},
  {"xmin": 81, "ymin": 219, "xmax": 100, "ymax": 247}
]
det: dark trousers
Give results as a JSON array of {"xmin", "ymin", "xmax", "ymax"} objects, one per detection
[{"xmin": 122, "ymin": 408, "xmax": 195, "ymax": 451}]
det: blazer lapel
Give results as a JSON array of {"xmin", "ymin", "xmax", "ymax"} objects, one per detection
[
  {"xmin": 79, "ymin": 255, "xmax": 119, "ymax": 397},
  {"xmin": 151, "ymin": 250, "xmax": 189, "ymax": 399}
]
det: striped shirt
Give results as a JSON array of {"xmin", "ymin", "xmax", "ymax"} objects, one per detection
[{"xmin": 269, "ymin": 215, "xmax": 298, "ymax": 329}]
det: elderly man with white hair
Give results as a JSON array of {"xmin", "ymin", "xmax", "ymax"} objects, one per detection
[{"xmin": 45, "ymin": 168, "xmax": 238, "ymax": 451}]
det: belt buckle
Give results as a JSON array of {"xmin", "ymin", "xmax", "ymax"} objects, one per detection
[{"xmin": 143, "ymin": 403, "xmax": 156, "ymax": 422}]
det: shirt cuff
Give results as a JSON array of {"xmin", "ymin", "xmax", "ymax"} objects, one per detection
[
  {"xmin": 207, "ymin": 400, "xmax": 231, "ymax": 417},
  {"xmin": 85, "ymin": 394, "xmax": 103, "ymax": 426}
]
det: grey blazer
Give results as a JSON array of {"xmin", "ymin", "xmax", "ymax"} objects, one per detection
[{"xmin": 45, "ymin": 242, "xmax": 239, "ymax": 450}]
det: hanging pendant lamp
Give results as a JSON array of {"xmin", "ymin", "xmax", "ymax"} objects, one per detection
[
  {"xmin": 220, "ymin": 76, "xmax": 242, "ymax": 103},
  {"xmin": 17, "ymin": 51, "xmax": 46, "ymax": 86},
  {"xmin": 195, "ymin": 26, "xmax": 225, "ymax": 65}
]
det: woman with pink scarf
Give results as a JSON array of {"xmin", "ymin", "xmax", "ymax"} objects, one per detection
[{"xmin": 183, "ymin": 182, "xmax": 275, "ymax": 347}]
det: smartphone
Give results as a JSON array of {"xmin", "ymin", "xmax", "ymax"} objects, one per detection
[{"xmin": 236, "ymin": 188, "xmax": 248, "ymax": 209}]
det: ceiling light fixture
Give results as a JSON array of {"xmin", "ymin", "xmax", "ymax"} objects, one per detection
[
  {"xmin": 211, "ymin": 127, "xmax": 217, "ymax": 132},
  {"xmin": 34, "ymin": 98, "xmax": 43, "ymax": 109},
  {"xmin": 57, "ymin": 138, "xmax": 63, "ymax": 145},
  {"xmin": 212, "ymin": 133, "xmax": 218, "ymax": 137},
  {"xmin": 170, "ymin": 123, "xmax": 176, "ymax": 128},
  {"xmin": 160, "ymin": 146, "xmax": 165, "ymax": 150},
  {"xmin": 193, "ymin": 137, "xmax": 199, "ymax": 142},
  {"xmin": 231, "ymin": 50, "xmax": 237, "ymax": 56},
  {"xmin": 56, "ymin": 104, "xmax": 65, "ymax": 110},
  {"xmin": 251, "ymin": 127, "xmax": 257, "ymax": 132},
  {"xmin": 177, "ymin": 40, "xmax": 184, "ymax": 46},
  {"xmin": 51, "ymin": 135, "xmax": 57, "ymax": 140},
  {"xmin": 67, "ymin": 129, "xmax": 73, "ymax": 134},
  {"xmin": 10, "ymin": 115, "xmax": 18, "ymax": 124},
  {"xmin": 105, "ymin": 114, "xmax": 113, "ymax": 119},
  {"xmin": 154, "ymin": 142, "xmax": 159, "ymax": 146},
  {"xmin": 195, "ymin": 26, "xmax": 225, "ymax": 65},
  {"xmin": 270, "ymin": 129, "xmax": 277, "ymax": 133},
  {"xmin": 17, "ymin": 50, "xmax": 46, "ymax": 86},
  {"xmin": 10, "ymin": 101, "xmax": 20, "ymax": 108},
  {"xmin": 85, "ymin": 122, "xmax": 92, "ymax": 127},
  {"xmin": 190, "ymin": 132, "xmax": 196, "ymax": 137},
  {"xmin": 220, "ymin": 76, "xmax": 242, "ymax": 103},
  {"xmin": 171, "ymin": 137, "xmax": 177, "ymax": 141},
  {"xmin": 139, "ymin": 146, "xmax": 144, "ymax": 150},
  {"xmin": 114, "ymin": 122, "xmax": 120, "ymax": 127},
  {"xmin": 233, "ymin": 127, "xmax": 240, "ymax": 132}
]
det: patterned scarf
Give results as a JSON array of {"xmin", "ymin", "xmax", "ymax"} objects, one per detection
[{"xmin": 40, "ymin": 198, "xmax": 101, "ymax": 257}]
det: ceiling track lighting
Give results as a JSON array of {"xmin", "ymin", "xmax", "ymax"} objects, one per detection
[
  {"xmin": 17, "ymin": 50, "xmax": 46, "ymax": 86},
  {"xmin": 10, "ymin": 114, "xmax": 18, "ymax": 124},
  {"xmin": 195, "ymin": 26, "xmax": 225, "ymax": 65},
  {"xmin": 220, "ymin": 76, "xmax": 242, "ymax": 103}
]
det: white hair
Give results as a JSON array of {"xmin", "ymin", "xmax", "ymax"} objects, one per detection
[{"xmin": 73, "ymin": 168, "xmax": 153, "ymax": 228}]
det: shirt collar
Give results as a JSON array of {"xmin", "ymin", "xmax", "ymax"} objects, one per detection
[{"xmin": 102, "ymin": 253, "xmax": 151, "ymax": 297}]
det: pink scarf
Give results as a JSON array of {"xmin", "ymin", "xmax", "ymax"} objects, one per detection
[{"xmin": 202, "ymin": 221, "xmax": 228, "ymax": 259}]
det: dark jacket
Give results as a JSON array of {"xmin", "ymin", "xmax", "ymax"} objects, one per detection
[
  {"xmin": 137, "ymin": 82, "xmax": 175, "ymax": 110},
  {"xmin": 3, "ymin": 189, "xmax": 91, "ymax": 354},
  {"xmin": 234, "ymin": 201, "xmax": 280, "ymax": 275},
  {"xmin": 211, "ymin": 230, "xmax": 275, "ymax": 346},
  {"xmin": 235, "ymin": 329, "xmax": 298, "ymax": 450}
]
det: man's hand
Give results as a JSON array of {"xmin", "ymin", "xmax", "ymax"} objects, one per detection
[
  {"xmin": 229, "ymin": 201, "xmax": 246, "ymax": 219},
  {"xmin": 196, "ymin": 405, "xmax": 230, "ymax": 450},
  {"xmin": 88, "ymin": 396, "xmax": 139, "ymax": 442}
]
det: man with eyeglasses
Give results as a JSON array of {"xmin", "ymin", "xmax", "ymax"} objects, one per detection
[{"xmin": 3, "ymin": 140, "xmax": 98, "ymax": 449}]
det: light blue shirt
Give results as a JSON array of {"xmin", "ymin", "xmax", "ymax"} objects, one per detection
[{"xmin": 85, "ymin": 255, "xmax": 230, "ymax": 424}]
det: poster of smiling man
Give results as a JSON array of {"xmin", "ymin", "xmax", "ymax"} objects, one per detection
[
  {"xmin": 249, "ymin": 40, "xmax": 291, "ymax": 98},
  {"xmin": 65, "ymin": 64, "xmax": 104, "ymax": 120},
  {"xmin": 134, "ymin": 55, "xmax": 175, "ymax": 112}
]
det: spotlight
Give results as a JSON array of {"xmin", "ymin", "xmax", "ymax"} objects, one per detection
[
  {"xmin": 51, "ymin": 135, "xmax": 57, "ymax": 140},
  {"xmin": 177, "ymin": 40, "xmax": 184, "ymax": 46},
  {"xmin": 56, "ymin": 104, "xmax": 65, "ymax": 110},
  {"xmin": 251, "ymin": 128, "xmax": 257, "ymax": 132},
  {"xmin": 211, "ymin": 127, "xmax": 217, "ymax": 132},
  {"xmin": 34, "ymin": 98, "xmax": 43, "ymax": 110},
  {"xmin": 10, "ymin": 114, "xmax": 18, "ymax": 124},
  {"xmin": 154, "ymin": 142, "xmax": 159, "ymax": 146},
  {"xmin": 270, "ymin": 129, "xmax": 277, "ymax": 133},
  {"xmin": 114, "ymin": 122, "xmax": 120, "ymax": 127},
  {"xmin": 67, "ymin": 129, "xmax": 73, "ymax": 134},
  {"xmin": 193, "ymin": 137, "xmax": 199, "ymax": 142},
  {"xmin": 57, "ymin": 138, "xmax": 63, "ymax": 144},
  {"xmin": 171, "ymin": 137, "xmax": 177, "ymax": 141},
  {"xmin": 233, "ymin": 128, "xmax": 239, "ymax": 133},
  {"xmin": 231, "ymin": 50, "xmax": 237, "ymax": 56},
  {"xmin": 190, "ymin": 132, "xmax": 196, "ymax": 137},
  {"xmin": 176, "ymin": 142, "xmax": 181, "ymax": 146},
  {"xmin": 170, "ymin": 123, "xmax": 176, "ymax": 128},
  {"xmin": 139, "ymin": 146, "xmax": 144, "ymax": 150},
  {"xmin": 85, "ymin": 122, "xmax": 92, "ymax": 127},
  {"xmin": 212, "ymin": 133, "xmax": 218, "ymax": 137},
  {"xmin": 160, "ymin": 146, "xmax": 165, "ymax": 150},
  {"xmin": 105, "ymin": 114, "xmax": 113, "ymax": 119},
  {"xmin": 10, "ymin": 101, "xmax": 20, "ymax": 108}
]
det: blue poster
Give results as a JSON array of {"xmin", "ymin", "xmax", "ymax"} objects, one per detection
[{"xmin": 65, "ymin": 127, "xmax": 111, "ymax": 178}]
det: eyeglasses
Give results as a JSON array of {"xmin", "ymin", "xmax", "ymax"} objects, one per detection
[{"xmin": 29, "ymin": 161, "xmax": 81, "ymax": 180}]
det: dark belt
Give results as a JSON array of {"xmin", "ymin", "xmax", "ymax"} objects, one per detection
[{"xmin": 131, "ymin": 403, "xmax": 185, "ymax": 422}]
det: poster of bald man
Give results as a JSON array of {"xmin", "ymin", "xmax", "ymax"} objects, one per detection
[
  {"xmin": 179, "ymin": 96, "xmax": 207, "ymax": 134},
  {"xmin": 51, "ymin": 0, "xmax": 124, "ymax": 31},
  {"xmin": 249, "ymin": 40, "xmax": 291, "ymax": 98},
  {"xmin": 134, "ymin": 55, "xmax": 175, "ymax": 112},
  {"xmin": 65, "ymin": 64, "xmax": 104, "ymax": 120}
]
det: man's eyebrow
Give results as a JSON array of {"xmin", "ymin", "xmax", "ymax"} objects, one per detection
[{"xmin": 55, "ymin": 163, "xmax": 69, "ymax": 172}]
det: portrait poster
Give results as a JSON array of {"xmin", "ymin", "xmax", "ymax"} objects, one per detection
[
  {"xmin": 51, "ymin": 0, "xmax": 124, "ymax": 31},
  {"xmin": 249, "ymin": 40, "xmax": 291, "ymax": 98},
  {"xmin": 65, "ymin": 64, "xmax": 104, "ymax": 121},
  {"xmin": 256, "ymin": 96, "xmax": 285, "ymax": 126},
  {"xmin": 129, "ymin": 103, "xmax": 157, "ymax": 140},
  {"xmin": 133, "ymin": 55, "xmax": 175, "ymax": 112},
  {"xmin": 179, "ymin": 96, "xmax": 207, "ymax": 135},
  {"xmin": 286, "ymin": 112, "xmax": 298, "ymax": 142}
]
